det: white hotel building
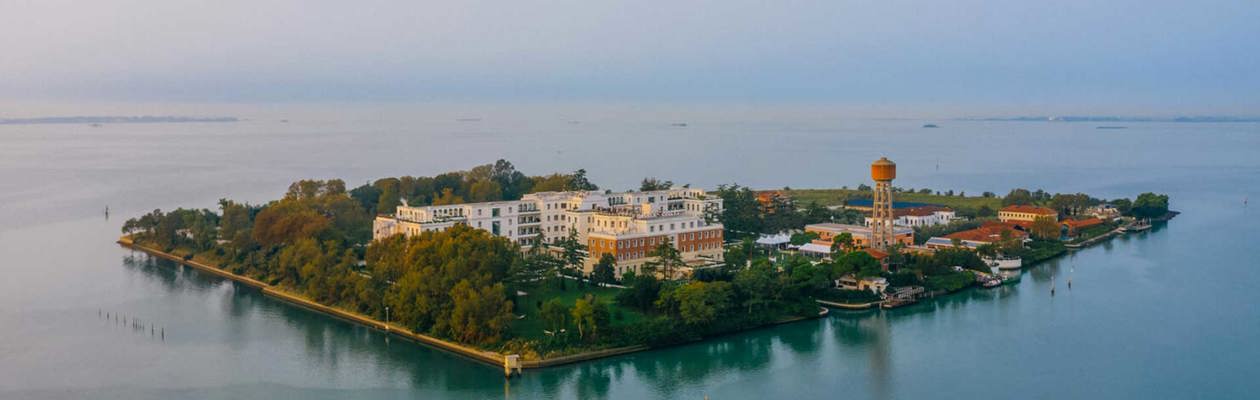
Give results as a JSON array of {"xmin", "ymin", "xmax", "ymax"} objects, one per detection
[
  {"xmin": 373, "ymin": 188, "xmax": 725, "ymax": 278},
  {"xmin": 862, "ymin": 206, "xmax": 956, "ymax": 228}
]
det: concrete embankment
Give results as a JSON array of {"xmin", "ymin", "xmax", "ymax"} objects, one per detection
[{"xmin": 816, "ymin": 299, "xmax": 879, "ymax": 310}]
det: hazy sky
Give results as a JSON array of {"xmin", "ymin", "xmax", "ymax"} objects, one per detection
[{"xmin": 2, "ymin": 0, "xmax": 1257, "ymax": 114}]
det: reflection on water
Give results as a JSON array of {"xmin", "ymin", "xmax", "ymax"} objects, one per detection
[{"xmin": 5, "ymin": 118, "xmax": 1257, "ymax": 399}]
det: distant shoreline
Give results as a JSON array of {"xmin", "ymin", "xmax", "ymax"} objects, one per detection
[
  {"xmin": 0, "ymin": 116, "xmax": 238, "ymax": 125},
  {"xmin": 956, "ymin": 116, "xmax": 1260, "ymax": 123}
]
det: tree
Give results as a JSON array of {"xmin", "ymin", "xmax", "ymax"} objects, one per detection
[
  {"xmin": 723, "ymin": 238, "xmax": 755, "ymax": 269},
  {"xmin": 733, "ymin": 261, "xmax": 778, "ymax": 315},
  {"xmin": 540, "ymin": 298, "xmax": 569, "ymax": 334},
  {"xmin": 374, "ymin": 178, "xmax": 402, "ymax": 214},
  {"xmin": 787, "ymin": 260, "xmax": 832, "ymax": 296},
  {"xmin": 1110, "ymin": 198, "xmax": 1133, "ymax": 215},
  {"xmin": 640, "ymin": 177, "xmax": 673, "ymax": 191},
  {"xmin": 451, "ymin": 280, "xmax": 514, "ymax": 343},
  {"xmin": 933, "ymin": 247, "xmax": 988, "ymax": 272},
  {"xmin": 571, "ymin": 297, "xmax": 595, "ymax": 339},
  {"xmin": 714, "ymin": 184, "xmax": 764, "ymax": 237},
  {"xmin": 1003, "ymin": 188, "xmax": 1034, "ymax": 206},
  {"xmin": 616, "ymin": 274, "xmax": 661, "ymax": 311},
  {"xmin": 646, "ymin": 237, "xmax": 685, "ymax": 279},
  {"xmin": 833, "ymin": 251, "xmax": 880, "ymax": 278},
  {"xmin": 557, "ymin": 228, "xmax": 588, "ymax": 276},
  {"xmin": 1131, "ymin": 192, "xmax": 1170, "ymax": 218},
  {"xmin": 977, "ymin": 205, "xmax": 996, "ymax": 217},
  {"xmin": 467, "ymin": 179, "xmax": 503, "ymax": 202},
  {"xmin": 830, "ymin": 232, "xmax": 855, "ymax": 255},
  {"xmin": 349, "ymin": 183, "xmax": 382, "ymax": 215},
  {"xmin": 592, "ymin": 254, "xmax": 616, "ymax": 286},
  {"xmin": 1029, "ymin": 216, "xmax": 1060, "ymax": 240},
  {"xmin": 802, "ymin": 201, "xmax": 832, "ymax": 224},
  {"xmin": 251, "ymin": 201, "xmax": 329, "ymax": 247},
  {"xmin": 975, "ymin": 243, "xmax": 999, "ymax": 258},
  {"xmin": 789, "ymin": 231, "xmax": 819, "ymax": 246},
  {"xmin": 431, "ymin": 188, "xmax": 465, "ymax": 205},
  {"xmin": 667, "ymin": 281, "xmax": 733, "ymax": 326},
  {"xmin": 490, "ymin": 159, "xmax": 533, "ymax": 200},
  {"xmin": 567, "ymin": 169, "xmax": 598, "ymax": 191},
  {"xmin": 218, "ymin": 199, "xmax": 256, "ymax": 251}
]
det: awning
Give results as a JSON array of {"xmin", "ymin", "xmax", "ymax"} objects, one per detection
[
  {"xmin": 755, "ymin": 233, "xmax": 791, "ymax": 246},
  {"xmin": 798, "ymin": 243, "xmax": 832, "ymax": 254}
]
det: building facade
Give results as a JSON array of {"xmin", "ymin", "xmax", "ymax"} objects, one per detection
[
  {"xmin": 804, "ymin": 223, "xmax": 914, "ymax": 250},
  {"xmin": 998, "ymin": 205, "xmax": 1059, "ymax": 223},
  {"xmin": 373, "ymin": 188, "xmax": 724, "ymax": 278},
  {"xmin": 863, "ymin": 206, "xmax": 956, "ymax": 228}
]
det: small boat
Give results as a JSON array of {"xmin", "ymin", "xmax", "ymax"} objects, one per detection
[
  {"xmin": 982, "ymin": 279, "xmax": 1002, "ymax": 289},
  {"xmin": 1000, "ymin": 274, "xmax": 1021, "ymax": 285},
  {"xmin": 922, "ymin": 124, "xmax": 939, "ymax": 128},
  {"xmin": 1122, "ymin": 219, "xmax": 1152, "ymax": 232},
  {"xmin": 1096, "ymin": 126, "xmax": 1127, "ymax": 129},
  {"xmin": 670, "ymin": 123, "xmax": 688, "ymax": 127}
]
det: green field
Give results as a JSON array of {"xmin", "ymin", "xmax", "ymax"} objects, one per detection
[
  {"xmin": 786, "ymin": 188, "xmax": 1002, "ymax": 213},
  {"xmin": 509, "ymin": 282, "xmax": 645, "ymax": 341}
]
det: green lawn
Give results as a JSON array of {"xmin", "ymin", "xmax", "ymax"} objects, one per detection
[
  {"xmin": 787, "ymin": 188, "xmax": 1002, "ymax": 212},
  {"xmin": 509, "ymin": 282, "xmax": 645, "ymax": 341}
]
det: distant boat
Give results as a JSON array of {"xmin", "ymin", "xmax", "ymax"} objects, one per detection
[
  {"xmin": 456, "ymin": 118, "xmax": 482, "ymax": 122},
  {"xmin": 89, "ymin": 123, "xmax": 103, "ymax": 127},
  {"xmin": 922, "ymin": 124, "xmax": 939, "ymax": 128},
  {"xmin": 280, "ymin": 119, "xmax": 289, "ymax": 123},
  {"xmin": 1096, "ymin": 126, "xmax": 1127, "ymax": 129},
  {"xmin": 671, "ymin": 123, "xmax": 688, "ymax": 127}
]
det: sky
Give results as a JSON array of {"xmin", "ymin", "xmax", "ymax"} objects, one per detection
[{"xmin": 1, "ymin": 0, "xmax": 1258, "ymax": 116}]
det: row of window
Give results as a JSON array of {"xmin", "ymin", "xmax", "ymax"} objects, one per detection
[
  {"xmin": 649, "ymin": 220, "xmax": 703, "ymax": 233},
  {"xmin": 611, "ymin": 240, "xmax": 719, "ymax": 261}
]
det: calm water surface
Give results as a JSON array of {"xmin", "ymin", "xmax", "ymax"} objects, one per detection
[{"xmin": 1, "ymin": 108, "xmax": 1258, "ymax": 399}]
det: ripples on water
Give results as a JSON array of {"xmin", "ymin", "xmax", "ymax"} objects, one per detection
[{"xmin": 0, "ymin": 108, "xmax": 1257, "ymax": 399}]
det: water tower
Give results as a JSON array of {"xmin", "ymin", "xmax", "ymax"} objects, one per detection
[{"xmin": 870, "ymin": 157, "xmax": 896, "ymax": 250}]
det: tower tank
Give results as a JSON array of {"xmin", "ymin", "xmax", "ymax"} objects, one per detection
[{"xmin": 871, "ymin": 157, "xmax": 896, "ymax": 181}]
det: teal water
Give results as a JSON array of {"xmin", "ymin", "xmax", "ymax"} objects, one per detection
[{"xmin": 1, "ymin": 109, "xmax": 1257, "ymax": 399}]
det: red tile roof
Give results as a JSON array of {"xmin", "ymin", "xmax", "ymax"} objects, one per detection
[
  {"xmin": 945, "ymin": 225, "xmax": 1028, "ymax": 243},
  {"xmin": 1062, "ymin": 217, "xmax": 1103, "ymax": 230},
  {"xmin": 862, "ymin": 248, "xmax": 889, "ymax": 260}
]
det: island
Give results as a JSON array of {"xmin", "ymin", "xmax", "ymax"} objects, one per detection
[
  {"xmin": 118, "ymin": 158, "xmax": 1174, "ymax": 374},
  {"xmin": 0, "ymin": 115, "xmax": 238, "ymax": 125}
]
